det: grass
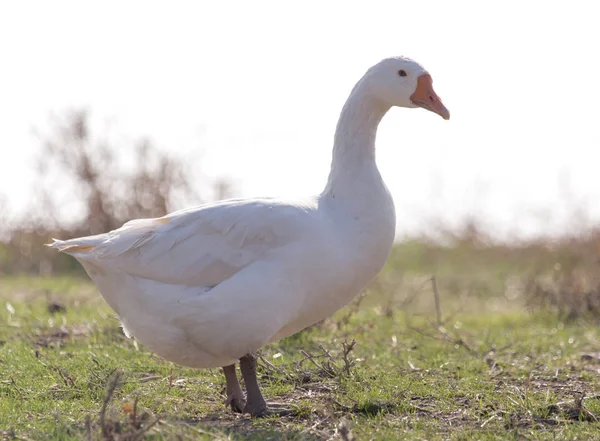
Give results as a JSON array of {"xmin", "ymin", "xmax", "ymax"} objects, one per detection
[{"xmin": 1, "ymin": 247, "xmax": 600, "ymax": 440}]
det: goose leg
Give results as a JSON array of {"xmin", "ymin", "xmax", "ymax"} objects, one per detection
[
  {"xmin": 239, "ymin": 354, "xmax": 268, "ymax": 417},
  {"xmin": 222, "ymin": 364, "xmax": 246, "ymax": 413}
]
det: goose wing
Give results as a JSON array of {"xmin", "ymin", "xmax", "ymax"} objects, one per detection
[{"xmin": 52, "ymin": 197, "xmax": 316, "ymax": 286}]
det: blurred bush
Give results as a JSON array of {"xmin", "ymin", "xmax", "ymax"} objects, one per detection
[
  {"xmin": 376, "ymin": 223, "xmax": 600, "ymax": 322},
  {"xmin": 0, "ymin": 110, "xmax": 232, "ymax": 275}
]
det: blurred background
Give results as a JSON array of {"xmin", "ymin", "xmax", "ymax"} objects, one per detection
[{"xmin": 0, "ymin": 0, "xmax": 599, "ymax": 319}]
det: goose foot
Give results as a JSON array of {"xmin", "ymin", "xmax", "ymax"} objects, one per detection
[
  {"xmin": 225, "ymin": 393, "xmax": 247, "ymax": 414},
  {"xmin": 243, "ymin": 399, "xmax": 269, "ymax": 418},
  {"xmin": 222, "ymin": 364, "xmax": 246, "ymax": 413},
  {"xmin": 240, "ymin": 353, "xmax": 269, "ymax": 418}
]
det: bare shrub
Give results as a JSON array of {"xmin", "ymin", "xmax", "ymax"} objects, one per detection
[
  {"xmin": 1, "ymin": 109, "xmax": 231, "ymax": 275},
  {"xmin": 523, "ymin": 231, "xmax": 600, "ymax": 320}
]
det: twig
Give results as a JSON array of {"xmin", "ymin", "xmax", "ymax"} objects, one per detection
[
  {"xmin": 318, "ymin": 344, "xmax": 337, "ymax": 363},
  {"xmin": 138, "ymin": 375, "xmax": 161, "ymax": 383},
  {"xmin": 480, "ymin": 414, "xmax": 496, "ymax": 428},
  {"xmin": 130, "ymin": 396, "xmax": 139, "ymax": 428},
  {"xmin": 55, "ymin": 366, "xmax": 76, "ymax": 388},
  {"xmin": 99, "ymin": 370, "xmax": 123, "ymax": 439},
  {"xmin": 84, "ymin": 415, "xmax": 91, "ymax": 441},
  {"xmin": 337, "ymin": 292, "xmax": 367, "ymax": 329},
  {"xmin": 259, "ymin": 355, "xmax": 288, "ymax": 377},
  {"xmin": 431, "ymin": 276, "xmax": 442, "ymax": 326},
  {"xmin": 400, "ymin": 276, "xmax": 436, "ymax": 309},
  {"xmin": 131, "ymin": 417, "xmax": 160, "ymax": 441},
  {"xmin": 341, "ymin": 340, "xmax": 356, "ymax": 375},
  {"xmin": 299, "ymin": 350, "xmax": 336, "ymax": 378}
]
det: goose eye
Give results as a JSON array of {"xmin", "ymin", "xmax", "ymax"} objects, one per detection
[{"xmin": 398, "ymin": 70, "xmax": 407, "ymax": 77}]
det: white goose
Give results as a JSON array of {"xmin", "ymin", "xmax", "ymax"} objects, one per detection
[{"xmin": 49, "ymin": 56, "xmax": 449, "ymax": 417}]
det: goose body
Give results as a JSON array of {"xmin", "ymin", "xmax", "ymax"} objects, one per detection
[{"xmin": 49, "ymin": 56, "xmax": 449, "ymax": 416}]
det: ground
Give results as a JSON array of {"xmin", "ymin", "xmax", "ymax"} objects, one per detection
[{"xmin": 1, "ymin": 251, "xmax": 600, "ymax": 440}]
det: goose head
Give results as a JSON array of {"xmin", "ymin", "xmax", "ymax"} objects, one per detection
[{"xmin": 363, "ymin": 56, "xmax": 450, "ymax": 120}]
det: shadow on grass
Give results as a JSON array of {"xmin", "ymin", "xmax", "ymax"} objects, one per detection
[{"xmin": 176, "ymin": 414, "xmax": 329, "ymax": 441}]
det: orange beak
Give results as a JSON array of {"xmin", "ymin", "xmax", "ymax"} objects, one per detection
[{"xmin": 410, "ymin": 74, "xmax": 450, "ymax": 120}]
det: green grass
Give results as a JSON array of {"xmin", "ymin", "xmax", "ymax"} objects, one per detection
[{"xmin": 1, "ymin": 269, "xmax": 600, "ymax": 440}]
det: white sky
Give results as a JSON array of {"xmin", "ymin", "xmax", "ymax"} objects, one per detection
[{"xmin": 0, "ymin": 0, "xmax": 599, "ymax": 239}]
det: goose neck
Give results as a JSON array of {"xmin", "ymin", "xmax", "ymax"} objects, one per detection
[{"xmin": 324, "ymin": 83, "xmax": 390, "ymax": 194}]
